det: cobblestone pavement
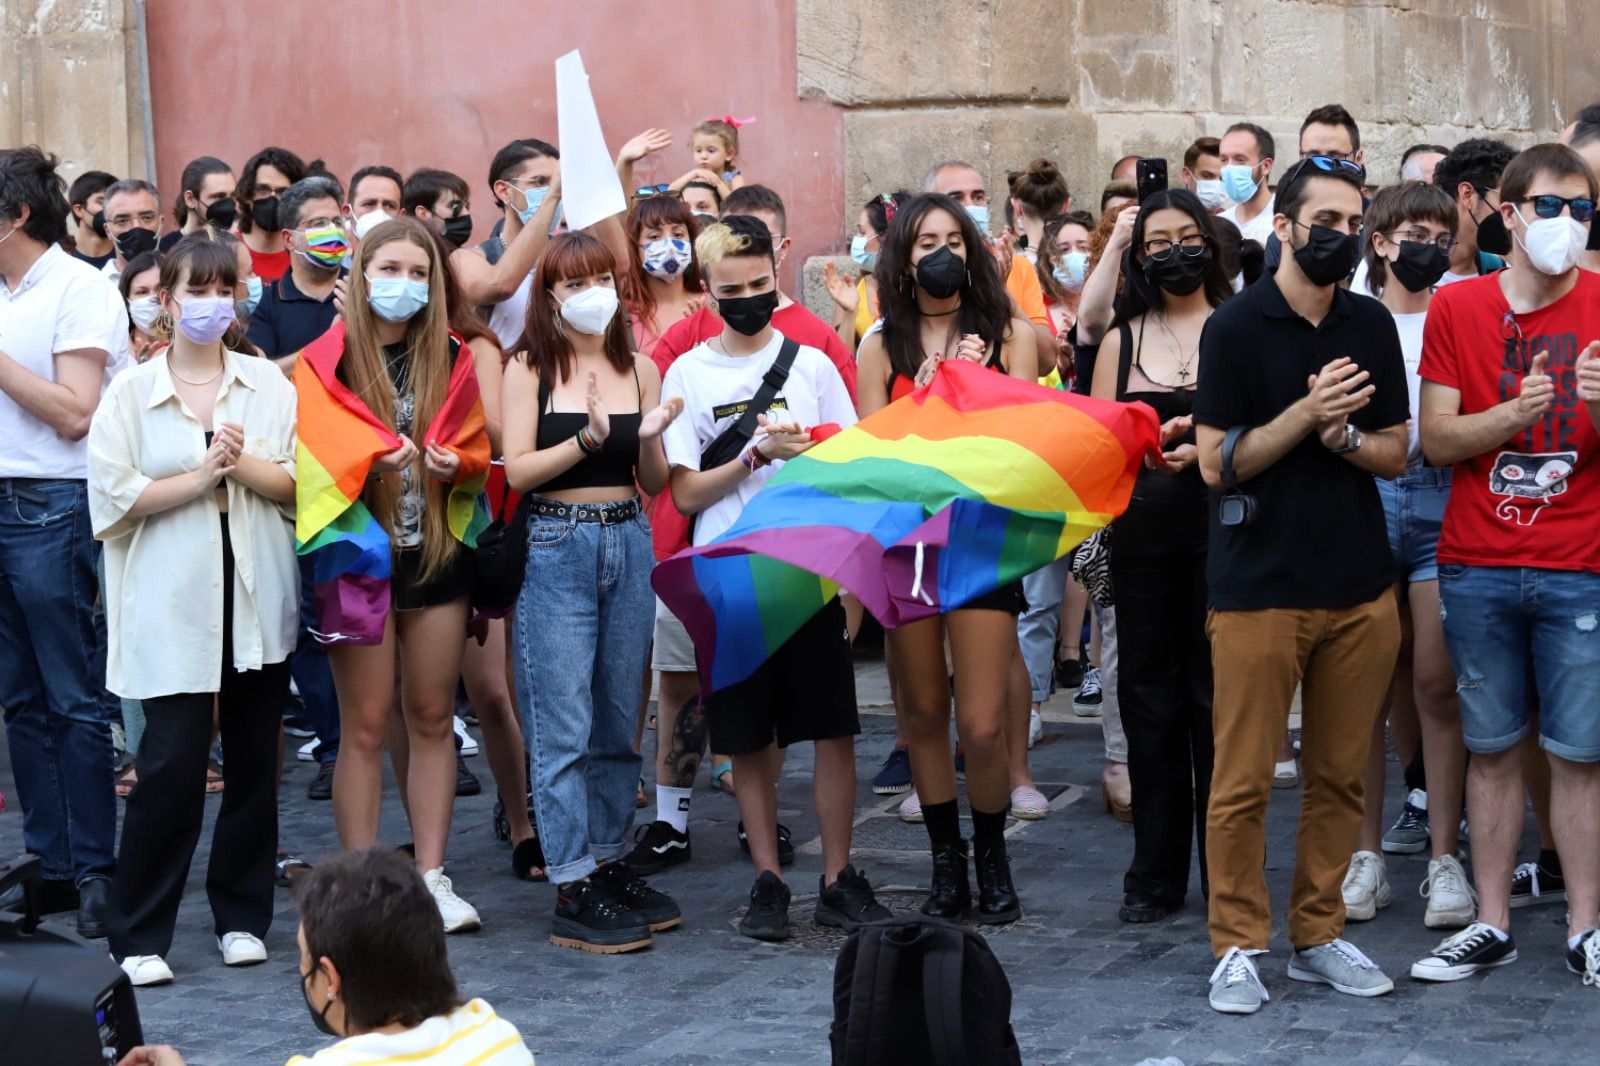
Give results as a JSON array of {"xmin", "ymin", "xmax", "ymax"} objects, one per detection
[{"xmin": 2, "ymin": 654, "xmax": 1595, "ymax": 1065}]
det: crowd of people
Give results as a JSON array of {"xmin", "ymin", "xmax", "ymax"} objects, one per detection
[{"xmin": 1, "ymin": 96, "xmax": 1598, "ymax": 1046}]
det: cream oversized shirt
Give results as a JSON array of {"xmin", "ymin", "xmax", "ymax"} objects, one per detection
[{"xmin": 88, "ymin": 350, "xmax": 299, "ymax": 699}]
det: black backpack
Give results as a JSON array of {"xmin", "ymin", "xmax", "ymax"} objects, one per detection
[{"xmin": 830, "ymin": 917, "xmax": 1023, "ymax": 1066}]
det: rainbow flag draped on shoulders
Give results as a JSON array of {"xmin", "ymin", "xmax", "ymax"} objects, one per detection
[
  {"xmin": 652, "ymin": 359, "xmax": 1160, "ymax": 693},
  {"xmin": 293, "ymin": 322, "xmax": 492, "ymax": 645}
]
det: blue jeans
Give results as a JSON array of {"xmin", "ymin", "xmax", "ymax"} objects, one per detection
[
  {"xmin": 1439, "ymin": 565, "xmax": 1600, "ymax": 762},
  {"xmin": 292, "ymin": 557, "xmax": 340, "ymax": 765},
  {"xmin": 512, "ymin": 502, "xmax": 654, "ymax": 884},
  {"xmin": 1018, "ymin": 556, "xmax": 1071, "ymax": 703},
  {"xmin": 1377, "ymin": 466, "xmax": 1451, "ymax": 584},
  {"xmin": 0, "ymin": 479, "xmax": 117, "ymax": 884}
]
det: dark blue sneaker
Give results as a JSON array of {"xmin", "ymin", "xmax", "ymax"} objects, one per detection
[{"xmin": 871, "ymin": 747, "xmax": 913, "ymax": 795}]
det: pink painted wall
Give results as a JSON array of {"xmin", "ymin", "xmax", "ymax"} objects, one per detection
[{"xmin": 143, "ymin": 0, "xmax": 843, "ymax": 288}]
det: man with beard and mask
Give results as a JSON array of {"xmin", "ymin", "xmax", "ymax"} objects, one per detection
[
  {"xmin": 100, "ymin": 179, "xmax": 163, "ymax": 285},
  {"xmin": 1182, "ymin": 137, "xmax": 1226, "ymax": 215},
  {"xmin": 402, "ymin": 168, "xmax": 474, "ymax": 250},
  {"xmin": 1433, "ymin": 138, "xmax": 1517, "ymax": 285},
  {"xmin": 1411, "ymin": 142, "xmax": 1600, "ymax": 991},
  {"xmin": 1217, "ymin": 123, "xmax": 1277, "ymax": 248},
  {"xmin": 66, "ymin": 170, "xmax": 117, "ymax": 269},
  {"xmin": 236, "ymin": 146, "xmax": 308, "ymax": 283},
  {"xmin": 343, "ymin": 165, "xmax": 404, "ymax": 243},
  {"xmin": 1194, "ymin": 154, "xmax": 1409, "ymax": 1015},
  {"xmin": 246, "ymin": 174, "xmax": 346, "ymax": 372}
]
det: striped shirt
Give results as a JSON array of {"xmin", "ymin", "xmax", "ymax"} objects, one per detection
[{"xmin": 284, "ymin": 999, "xmax": 533, "ymax": 1066}]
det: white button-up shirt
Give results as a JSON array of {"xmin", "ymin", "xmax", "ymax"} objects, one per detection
[
  {"xmin": 0, "ymin": 243, "xmax": 127, "ymax": 478},
  {"xmin": 88, "ymin": 350, "xmax": 300, "ymax": 699}
]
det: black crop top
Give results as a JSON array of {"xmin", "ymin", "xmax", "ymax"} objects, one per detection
[{"xmin": 533, "ymin": 367, "xmax": 643, "ymax": 492}]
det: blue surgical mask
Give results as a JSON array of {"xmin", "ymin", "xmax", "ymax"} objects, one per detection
[
  {"xmin": 366, "ymin": 276, "xmax": 430, "ymax": 323},
  {"xmin": 850, "ymin": 233, "xmax": 877, "ymax": 270},
  {"xmin": 512, "ymin": 185, "xmax": 549, "ymax": 225},
  {"xmin": 236, "ymin": 275, "xmax": 263, "ymax": 318},
  {"xmin": 1053, "ymin": 251, "xmax": 1089, "ymax": 293},
  {"xmin": 965, "ymin": 203, "xmax": 991, "ymax": 233},
  {"xmin": 1221, "ymin": 164, "xmax": 1261, "ymax": 204}
]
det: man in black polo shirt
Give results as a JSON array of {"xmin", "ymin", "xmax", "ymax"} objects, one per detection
[
  {"xmin": 1193, "ymin": 155, "xmax": 1410, "ymax": 1014},
  {"xmin": 246, "ymin": 174, "xmax": 345, "ymax": 372}
]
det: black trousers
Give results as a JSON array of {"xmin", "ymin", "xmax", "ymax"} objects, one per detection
[
  {"xmin": 108, "ymin": 524, "xmax": 288, "ymax": 958},
  {"xmin": 1108, "ymin": 488, "xmax": 1214, "ymax": 907}
]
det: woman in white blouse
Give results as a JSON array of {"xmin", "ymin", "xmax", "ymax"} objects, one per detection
[{"xmin": 88, "ymin": 230, "xmax": 299, "ymax": 988}]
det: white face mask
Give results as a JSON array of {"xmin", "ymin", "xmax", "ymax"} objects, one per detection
[
  {"xmin": 1194, "ymin": 179, "xmax": 1228, "ymax": 211},
  {"xmin": 128, "ymin": 294, "xmax": 162, "ymax": 332},
  {"xmin": 353, "ymin": 210, "xmax": 394, "ymax": 241},
  {"xmin": 557, "ymin": 285, "xmax": 619, "ymax": 335},
  {"xmin": 1513, "ymin": 208, "xmax": 1588, "ymax": 277}
]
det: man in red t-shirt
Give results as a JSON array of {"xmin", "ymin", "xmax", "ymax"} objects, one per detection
[
  {"xmin": 1415, "ymin": 143, "xmax": 1600, "ymax": 986},
  {"xmin": 624, "ymin": 184, "xmax": 858, "ymax": 872}
]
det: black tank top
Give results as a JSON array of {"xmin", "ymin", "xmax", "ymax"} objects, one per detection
[
  {"xmin": 533, "ymin": 366, "xmax": 643, "ymax": 492},
  {"xmin": 1116, "ymin": 318, "xmax": 1206, "ymax": 508}
]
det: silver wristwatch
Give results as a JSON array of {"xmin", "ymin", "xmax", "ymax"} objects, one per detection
[{"xmin": 1330, "ymin": 422, "xmax": 1363, "ymax": 454}]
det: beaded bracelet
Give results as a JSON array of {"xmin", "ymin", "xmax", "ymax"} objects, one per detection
[{"xmin": 576, "ymin": 426, "xmax": 602, "ymax": 455}]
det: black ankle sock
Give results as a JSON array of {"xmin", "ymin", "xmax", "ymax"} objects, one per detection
[
  {"xmin": 971, "ymin": 806, "xmax": 1007, "ymax": 853},
  {"xmin": 923, "ymin": 799, "xmax": 961, "ymax": 848},
  {"xmin": 1403, "ymin": 749, "xmax": 1427, "ymax": 794},
  {"xmin": 1539, "ymin": 848, "xmax": 1563, "ymax": 875}
]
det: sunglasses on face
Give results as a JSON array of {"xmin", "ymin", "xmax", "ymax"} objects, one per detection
[{"xmin": 1518, "ymin": 195, "xmax": 1596, "ymax": 223}]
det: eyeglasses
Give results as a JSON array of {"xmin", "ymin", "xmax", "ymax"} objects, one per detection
[
  {"xmin": 108, "ymin": 212, "xmax": 159, "ymax": 229},
  {"xmin": 1302, "ymin": 150, "xmax": 1355, "ymax": 162},
  {"xmin": 634, "ymin": 184, "xmax": 671, "ymax": 198},
  {"xmin": 1385, "ymin": 228, "xmax": 1457, "ymax": 252},
  {"xmin": 1518, "ymin": 195, "xmax": 1596, "ymax": 223},
  {"xmin": 1141, "ymin": 234, "xmax": 1208, "ymax": 258},
  {"xmin": 1298, "ymin": 154, "xmax": 1367, "ymax": 182},
  {"xmin": 298, "ymin": 218, "xmax": 347, "ymax": 233}
]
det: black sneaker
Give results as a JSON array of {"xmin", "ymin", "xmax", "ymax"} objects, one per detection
[
  {"xmin": 815, "ymin": 864, "xmax": 892, "ymax": 931},
  {"xmin": 870, "ymin": 747, "xmax": 913, "ymax": 795},
  {"xmin": 1566, "ymin": 928, "xmax": 1600, "ymax": 985},
  {"xmin": 550, "ymin": 881, "xmax": 652, "ymax": 954},
  {"xmin": 1410, "ymin": 921, "xmax": 1517, "ymax": 981},
  {"xmin": 622, "ymin": 821, "xmax": 692, "ymax": 875},
  {"xmin": 593, "ymin": 861, "xmax": 682, "ymax": 932},
  {"xmin": 1054, "ymin": 655, "xmax": 1084, "ymax": 691},
  {"xmin": 1510, "ymin": 861, "xmax": 1565, "ymax": 909},
  {"xmin": 739, "ymin": 871, "xmax": 792, "ymax": 941},
  {"xmin": 1380, "ymin": 789, "xmax": 1429, "ymax": 854},
  {"xmin": 454, "ymin": 756, "xmax": 481, "ymax": 797},
  {"xmin": 306, "ymin": 761, "xmax": 335, "ymax": 801},
  {"xmin": 737, "ymin": 821, "xmax": 795, "ymax": 866}
]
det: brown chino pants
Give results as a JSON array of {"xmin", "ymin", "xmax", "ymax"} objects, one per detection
[{"xmin": 1204, "ymin": 589, "xmax": 1400, "ymax": 958}]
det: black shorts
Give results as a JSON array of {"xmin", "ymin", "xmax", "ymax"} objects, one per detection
[
  {"xmin": 960, "ymin": 580, "xmax": 1026, "ymax": 615},
  {"xmin": 393, "ymin": 546, "xmax": 475, "ymax": 611},
  {"xmin": 702, "ymin": 599, "xmax": 860, "ymax": 756}
]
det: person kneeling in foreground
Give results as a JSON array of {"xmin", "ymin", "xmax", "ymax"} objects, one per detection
[{"xmin": 118, "ymin": 848, "xmax": 535, "ymax": 1066}]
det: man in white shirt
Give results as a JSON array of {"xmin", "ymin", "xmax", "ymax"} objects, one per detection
[
  {"xmin": 0, "ymin": 146, "xmax": 127, "ymax": 939},
  {"xmin": 1218, "ymin": 122, "xmax": 1278, "ymax": 248},
  {"xmin": 100, "ymin": 178, "xmax": 164, "ymax": 285}
]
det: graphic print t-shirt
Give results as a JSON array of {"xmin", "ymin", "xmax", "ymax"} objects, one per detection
[
  {"xmin": 1419, "ymin": 269, "xmax": 1600, "ymax": 571},
  {"xmin": 661, "ymin": 330, "xmax": 856, "ymax": 547}
]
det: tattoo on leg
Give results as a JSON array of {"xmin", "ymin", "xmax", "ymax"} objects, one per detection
[{"xmin": 665, "ymin": 697, "xmax": 708, "ymax": 788}]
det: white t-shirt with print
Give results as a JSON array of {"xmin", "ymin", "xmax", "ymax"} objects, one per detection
[
  {"xmin": 1390, "ymin": 310, "xmax": 1427, "ymax": 466},
  {"xmin": 662, "ymin": 329, "xmax": 856, "ymax": 547}
]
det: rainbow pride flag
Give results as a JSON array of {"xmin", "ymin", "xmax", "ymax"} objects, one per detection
[
  {"xmin": 294, "ymin": 323, "xmax": 492, "ymax": 644},
  {"xmin": 652, "ymin": 359, "xmax": 1160, "ymax": 692}
]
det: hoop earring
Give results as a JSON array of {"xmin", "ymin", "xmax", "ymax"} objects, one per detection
[{"xmin": 157, "ymin": 310, "xmax": 174, "ymax": 335}]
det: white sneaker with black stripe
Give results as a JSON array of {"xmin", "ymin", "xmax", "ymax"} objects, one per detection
[{"xmin": 1411, "ymin": 921, "xmax": 1517, "ymax": 982}]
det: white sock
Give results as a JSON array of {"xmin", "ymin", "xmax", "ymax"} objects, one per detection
[
  {"xmin": 1568, "ymin": 929, "xmax": 1597, "ymax": 951},
  {"xmin": 657, "ymin": 786, "xmax": 692, "ymax": 834},
  {"xmin": 1482, "ymin": 923, "xmax": 1511, "ymax": 942}
]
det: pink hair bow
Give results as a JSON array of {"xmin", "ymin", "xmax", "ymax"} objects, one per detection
[{"xmin": 707, "ymin": 114, "xmax": 757, "ymax": 128}]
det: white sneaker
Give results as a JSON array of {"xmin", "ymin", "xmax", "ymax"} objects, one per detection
[
  {"xmin": 1028, "ymin": 708, "xmax": 1043, "ymax": 748},
  {"xmin": 120, "ymin": 954, "xmax": 174, "ymax": 987},
  {"xmin": 1208, "ymin": 946, "xmax": 1269, "ymax": 1014},
  {"xmin": 217, "ymin": 931, "xmax": 267, "ymax": 966},
  {"xmin": 1341, "ymin": 850, "xmax": 1391, "ymax": 922},
  {"xmin": 296, "ymin": 738, "xmax": 317, "ymax": 763},
  {"xmin": 453, "ymin": 716, "xmax": 479, "ymax": 757},
  {"xmin": 1421, "ymin": 854, "xmax": 1478, "ymax": 930},
  {"xmin": 1010, "ymin": 785, "xmax": 1049, "ymax": 820},
  {"xmin": 898, "ymin": 790, "xmax": 923, "ymax": 824},
  {"xmin": 423, "ymin": 867, "xmax": 481, "ymax": 933},
  {"xmin": 1272, "ymin": 759, "xmax": 1298, "ymax": 789}
]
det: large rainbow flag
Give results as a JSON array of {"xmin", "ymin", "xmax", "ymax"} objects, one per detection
[
  {"xmin": 652, "ymin": 359, "xmax": 1160, "ymax": 693},
  {"xmin": 294, "ymin": 323, "xmax": 492, "ymax": 644}
]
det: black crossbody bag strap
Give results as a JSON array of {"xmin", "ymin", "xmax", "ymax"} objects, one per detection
[
  {"xmin": 697, "ymin": 336, "xmax": 802, "ymax": 472},
  {"xmin": 1221, "ymin": 425, "xmax": 1248, "ymax": 490}
]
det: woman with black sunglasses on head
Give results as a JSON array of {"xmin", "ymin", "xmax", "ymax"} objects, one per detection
[{"xmin": 1091, "ymin": 188, "xmax": 1235, "ymax": 925}]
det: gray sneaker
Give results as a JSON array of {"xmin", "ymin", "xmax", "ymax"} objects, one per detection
[
  {"xmin": 1287, "ymin": 938, "xmax": 1394, "ymax": 997},
  {"xmin": 1208, "ymin": 946, "xmax": 1269, "ymax": 1015},
  {"xmin": 1381, "ymin": 789, "xmax": 1430, "ymax": 854}
]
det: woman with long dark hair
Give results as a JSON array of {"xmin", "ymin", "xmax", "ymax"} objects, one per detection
[
  {"xmin": 502, "ymin": 232, "xmax": 684, "ymax": 953},
  {"xmin": 856, "ymin": 192, "xmax": 1037, "ymax": 924},
  {"xmin": 621, "ymin": 195, "xmax": 703, "ymax": 358},
  {"xmin": 1090, "ymin": 188, "xmax": 1233, "ymax": 924}
]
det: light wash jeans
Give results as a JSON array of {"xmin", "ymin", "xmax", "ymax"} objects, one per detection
[
  {"xmin": 512, "ymin": 502, "xmax": 654, "ymax": 884},
  {"xmin": 1096, "ymin": 603, "xmax": 1127, "ymax": 764},
  {"xmin": 1019, "ymin": 557, "xmax": 1072, "ymax": 703}
]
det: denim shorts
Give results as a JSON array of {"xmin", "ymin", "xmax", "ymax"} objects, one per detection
[
  {"xmin": 1438, "ymin": 564, "xmax": 1600, "ymax": 762},
  {"xmin": 1377, "ymin": 466, "xmax": 1451, "ymax": 584}
]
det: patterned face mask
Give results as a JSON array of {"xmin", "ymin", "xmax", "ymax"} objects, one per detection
[
  {"xmin": 299, "ymin": 222, "xmax": 350, "ymax": 269},
  {"xmin": 641, "ymin": 237, "xmax": 693, "ymax": 281}
]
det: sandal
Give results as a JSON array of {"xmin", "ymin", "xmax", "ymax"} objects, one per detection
[
  {"xmin": 116, "ymin": 761, "xmax": 138, "ymax": 798},
  {"xmin": 204, "ymin": 760, "xmax": 224, "ymax": 794},
  {"xmin": 709, "ymin": 759, "xmax": 735, "ymax": 796},
  {"xmin": 512, "ymin": 834, "xmax": 548, "ymax": 883},
  {"xmin": 275, "ymin": 853, "xmax": 311, "ymax": 888}
]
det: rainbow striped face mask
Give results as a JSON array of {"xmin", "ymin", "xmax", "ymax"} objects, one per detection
[{"xmin": 299, "ymin": 222, "xmax": 350, "ymax": 270}]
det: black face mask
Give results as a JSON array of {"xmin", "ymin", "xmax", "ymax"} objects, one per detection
[
  {"xmin": 717, "ymin": 289, "xmax": 779, "ymax": 336},
  {"xmin": 301, "ymin": 970, "xmax": 340, "ymax": 1038},
  {"xmin": 1291, "ymin": 222, "xmax": 1360, "ymax": 287},
  {"xmin": 204, "ymin": 197, "xmax": 238, "ymax": 230},
  {"xmin": 1390, "ymin": 240, "xmax": 1450, "ymax": 293},
  {"xmin": 251, "ymin": 196, "xmax": 280, "ymax": 233},
  {"xmin": 89, "ymin": 208, "xmax": 109, "ymax": 239},
  {"xmin": 1142, "ymin": 247, "xmax": 1212, "ymax": 296},
  {"xmin": 914, "ymin": 245, "xmax": 966, "ymax": 299},
  {"xmin": 114, "ymin": 226, "xmax": 159, "ymax": 261},
  {"xmin": 1475, "ymin": 204, "xmax": 1511, "ymax": 257},
  {"xmin": 442, "ymin": 214, "xmax": 474, "ymax": 249}
]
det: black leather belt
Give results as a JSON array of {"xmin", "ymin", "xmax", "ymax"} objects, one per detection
[{"xmin": 527, "ymin": 496, "xmax": 640, "ymax": 524}]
